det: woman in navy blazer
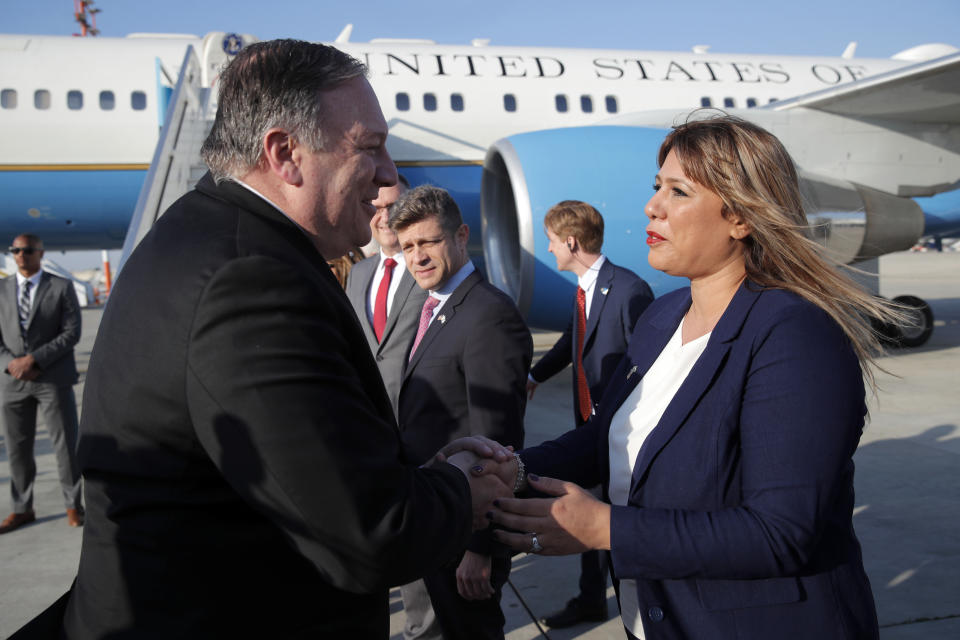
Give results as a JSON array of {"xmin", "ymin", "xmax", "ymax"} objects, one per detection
[{"xmin": 486, "ymin": 116, "xmax": 899, "ymax": 639}]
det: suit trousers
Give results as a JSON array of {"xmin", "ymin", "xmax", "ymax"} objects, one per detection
[
  {"xmin": 1, "ymin": 379, "xmax": 81, "ymax": 512},
  {"xmin": 400, "ymin": 579, "xmax": 442, "ymax": 640},
  {"xmin": 423, "ymin": 556, "xmax": 511, "ymax": 640},
  {"xmin": 577, "ymin": 485, "xmax": 610, "ymax": 608}
]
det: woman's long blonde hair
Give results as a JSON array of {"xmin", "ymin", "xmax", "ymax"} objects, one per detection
[{"xmin": 659, "ymin": 114, "xmax": 903, "ymax": 389}]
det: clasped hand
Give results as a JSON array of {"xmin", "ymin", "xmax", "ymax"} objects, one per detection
[
  {"xmin": 7, "ymin": 354, "xmax": 39, "ymax": 381},
  {"xmin": 488, "ymin": 474, "xmax": 612, "ymax": 556}
]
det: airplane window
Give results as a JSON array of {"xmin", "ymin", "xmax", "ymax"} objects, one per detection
[
  {"xmin": 423, "ymin": 93, "xmax": 437, "ymax": 111},
  {"xmin": 580, "ymin": 95, "xmax": 593, "ymax": 113},
  {"xmin": 605, "ymin": 95, "xmax": 618, "ymax": 113},
  {"xmin": 700, "ymin": 97, "xmax": 712, "ymax": 107},
  {"xmin": 0, "ymin": 89, "xmax": 16, "ymax": 109},
  {"xmin": 35, "ymin": 89, "xmax": 51, "ymax": 110},
  {"xmin": 746, "ymin": 98, "xmax": 757, "ymax": 108},
  {"xmin": 723, "ymin": 97, "xmax": 735, "ymax": 108},
  {"xmin": 450, "ymin": 93, "xmax": 464, "ymax": 112},
  {"xmin": 769, "ymin": 97, "xmax": 778, "ymax": 104},
  {"xmin": 68, "ymin": 90, "xmax": 83, "ymax": 110},
  {"xmin": 100, "ymin": 90, "xmax": 115, "ymax": 110},
  {"xmin": 131, "ymin": 91, "xmax": 147, "ymax": 110},
  {"xmin": 396, "ymin": 92, "xmax": 410, "ymax": 111},
  {"xmin": 503, "ymin": 94, "xmax": 516, "ymax": 112},
  {"xmin": 555, "ymin": 94, "xmax": 568, "ymax": 113}
]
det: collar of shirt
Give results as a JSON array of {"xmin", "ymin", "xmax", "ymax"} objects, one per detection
[
  {"xmin": 16, "ymin": 270, "xmax": 43, "ymax": 290},
  {"xmin": 577, "ymin": 254, "xmax": 606, "ymax": 318},
  {"xmin": 426, "ymin": 260, "xmax": 475, "ymax": 320},
  {"xmin": 379, "ymin": 249, "xmax": 404, "ymax": 269},
  {"xmin": 232, "ymin": 178, "xmax": 312, "ymax": 240}
]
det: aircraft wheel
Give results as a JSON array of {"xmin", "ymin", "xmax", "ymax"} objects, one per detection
[{"xmin": 892, "ymin": 295, "xmax": 934, "ymax": 348}]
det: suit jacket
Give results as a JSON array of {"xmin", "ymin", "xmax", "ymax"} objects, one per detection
[
  {"xmin": 398, "ymin": 269, "xmax": 532, "ymax": 555},
  {"xmin": 0, "ymin": 271, "xmax": 80, "ymax": 387},
  {"xmin": 530, "ymin": 258, "xmax": 653, "ymax": 424},
  {"xmin": 345, "ymin": 253, "xmax": 428, "ymax": 417},
  {"xmin": 521, "ymin": 282, "xmax": 879, "ymax": 639},
  {"xmin": 63, "ymin": 174, "xmax": 474, "ymax": 639}
]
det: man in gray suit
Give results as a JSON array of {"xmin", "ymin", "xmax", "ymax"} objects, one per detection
[
  {"xmin": 345, "ymin": 174, "xmax": 428, "ymax": 417},
  {"xmin": 345, "ymin": 175, "xmax": 438, "ymax": 640},
  {"xmin": 0, "ymin": 233, "xmax": 83, "ymax": 534}
]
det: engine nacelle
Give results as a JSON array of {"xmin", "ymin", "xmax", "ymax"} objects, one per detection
[{"xmin": 481, "ymin": 125, "xmax": 925, "ymax": 330}]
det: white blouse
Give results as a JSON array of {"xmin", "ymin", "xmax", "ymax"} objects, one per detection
[{"xmin": 607, "ymin": 318, "xmax": 710, "ymax": 638}]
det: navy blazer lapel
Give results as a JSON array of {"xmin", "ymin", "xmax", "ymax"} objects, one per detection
[
  {"xmin": 629, "ymin": 282, "xmax": 764, "ymax": 493},
  {"xmin": 582, "ymin": 260, "xmax": 613, "ymax": 349},
  {"xmin": 404, "ymin": 270, "xmax": 480, "ymax": 375}
]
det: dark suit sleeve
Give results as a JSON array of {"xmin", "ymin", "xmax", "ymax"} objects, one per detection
[
  {"xmin": 529, "ymin": 312, "xmax": 573, "ymax": 383},
  {"xmin": 608, "ymin": 304, "xmax": 866, "ymax": 581},
  {"xmin": 31, "ymin": 279, "xmax": 81, "ymax": 371},
  {"xmin": 185, "ymin": 255, "xmax": 472, "ymax": 593},
  {"xmin": 463, "ymin": 299, "xmax": 532, "ymax": 554}
]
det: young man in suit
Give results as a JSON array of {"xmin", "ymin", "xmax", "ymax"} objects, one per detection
[
  {"xmin": 527, "ymin": 201, "xmax": 654, "ymax": 628},
  {"xmin": 0, "ymin": 233, "xmax": 83, "ymax": 534},
  {"xmin": 50, "ymin": 40, "xmax": 512, "ymax": 639},
  {"xmin": 392, "ymin": 185, "xmax": 533, "ymax": 640},
  {"xmin": 346, "ymin": 174, "xmax": 428, "ymax": 419}
]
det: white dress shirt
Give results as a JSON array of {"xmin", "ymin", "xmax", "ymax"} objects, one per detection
[
  {"xmin": 422, "ymin": 261, "xmax": 475, "ymax": 326},
  {"xmin": 365, "ymin": 250, "xmax": 406, "ymax": 325}
]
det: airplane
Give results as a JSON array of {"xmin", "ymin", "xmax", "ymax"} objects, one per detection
[{"xmin": 1, "ymin": 29, "xmax": 958, "ymax": 344}]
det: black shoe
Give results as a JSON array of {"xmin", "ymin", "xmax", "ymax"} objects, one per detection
[{"xmin": 541, "ymin": 597, "xmax": 607, "ymax": 628}]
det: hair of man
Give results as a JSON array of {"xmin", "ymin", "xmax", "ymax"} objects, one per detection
[
  {"xmin": 388, "ymin": 184, "xmax": 464, "ymax": 238},
  {"xmin": 200, "ymin": 39, "xmax": 367, "ymax": 182},
  {"xmin": 659, "ymin": 112, "xmax": 904, "ymax": 389},
  {"xmin": 544, "ymin": 200, "xmax": 605, "ymax": 253}
]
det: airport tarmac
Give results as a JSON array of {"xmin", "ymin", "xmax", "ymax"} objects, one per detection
[{"xmin": 1, "ymin": 250, "xmax": 958, "ymax": 638}]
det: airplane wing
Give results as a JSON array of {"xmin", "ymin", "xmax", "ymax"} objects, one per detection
[{"xmin": 767, "ymin": 50, "xmax": 960, "ymax": 123}]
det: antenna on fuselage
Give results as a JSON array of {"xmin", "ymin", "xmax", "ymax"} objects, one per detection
[{"xmin": 72, "ymin": 0, "xmax": 101, "ymax": 37}]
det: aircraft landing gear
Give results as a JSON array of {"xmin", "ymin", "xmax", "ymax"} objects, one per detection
[{"xmin": 874, "ymin": 295, "xmax": 935, "ymax": 348}]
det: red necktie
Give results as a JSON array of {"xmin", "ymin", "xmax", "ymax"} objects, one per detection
[
  {"xmin": 409, "ymin": 296, "xmax": 440, "ymax": 360},
  {"xmin": 373, "ymin": 258, "xmax": 397, "ymax": 342},
  {"xmin": 576, "ymin": 286, "xmax": 592, "ymax": 423}
]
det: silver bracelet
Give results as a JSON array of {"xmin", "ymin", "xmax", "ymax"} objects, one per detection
[{"xmin": 513, "ymin": 453, "xmax": 527, "ymax": 493}]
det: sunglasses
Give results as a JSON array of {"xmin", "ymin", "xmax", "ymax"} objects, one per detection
[{"xmin": 8, "ymin": 247, "xmax": 38, "ymax": 255}]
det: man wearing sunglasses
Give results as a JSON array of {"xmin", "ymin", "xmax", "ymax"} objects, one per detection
[{"xmin": 0, "ymin": 234, "xmax": 83, "ymax": 534}]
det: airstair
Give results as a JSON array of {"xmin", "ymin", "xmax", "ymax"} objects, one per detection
[{"xmin": 119, "ymin": 32, "xmax": 256, "ymax": 269}]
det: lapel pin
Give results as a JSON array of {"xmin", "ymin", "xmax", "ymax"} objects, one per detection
[
  {"xmin": 601, "ymin": 287, "xmax": 609, "ymax": 296},
  {"xmin": 438, "ymin": 314, "xmax": 446, "ymax": 325},
  {"xmin": 627, "ymin": 365, "xmax": 638, "ymax": 380}
]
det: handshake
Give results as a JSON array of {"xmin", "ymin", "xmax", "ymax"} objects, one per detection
[
  {"xmin": 428, "ymin": 436, "xmax": 612, "ymax": 558},
  {"xmin": 428, "ymin": 436, "xmax": 520, "ymax": 531}
]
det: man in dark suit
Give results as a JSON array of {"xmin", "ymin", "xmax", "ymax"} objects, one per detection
[
  {"xmin": 391, "ymin": 185, "xmax": 533, "ymax": 640},
  {"xmin": 0, "ymin": 234, "xmax": 83, "ymax": 534},
  {"xmin": 346, "ymin": 174, "xmax": 428, "ymax": 419},
  {"xmin": 527, "ymin": 201, "xmax": 653, "ymax": 628},
  {"xmin": 54, "ymin": 40, "xmax": 511, "ymax": 639}
]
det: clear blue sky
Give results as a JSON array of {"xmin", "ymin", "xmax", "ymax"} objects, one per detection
[
  {"xmin": 6, "ymin": 0, "xmax": 959, "ymax": 58},
  {"xmin": 6, "ymin": 0, "xmax": 959, "ymax": 270}
]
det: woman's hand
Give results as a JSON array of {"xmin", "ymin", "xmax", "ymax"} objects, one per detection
[{"xmin": 489, "ymin": 475, "xmax": 611, "ymax": 555}]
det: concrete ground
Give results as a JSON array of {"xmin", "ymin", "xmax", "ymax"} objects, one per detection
[{"xmin": 1, "ymin": 250, "xmax": 958, "ymax": 638}]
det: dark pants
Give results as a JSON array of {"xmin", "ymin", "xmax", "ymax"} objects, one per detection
[
  {"xmin": 423, "ymin": 556, "xmax": 511, "ymax": 640},
  {"xmin": 578, "ymin": 548, "xmax": 610, "ymax": 608}
]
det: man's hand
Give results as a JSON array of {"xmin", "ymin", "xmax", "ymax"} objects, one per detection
[
  {"xmin": 489, "ymin": 474, "xmax": 611, "ymax": 555},
  {"xmin": 445, "ymin": 451, "xmax": 514, "ymax": 530},
  {"xmin": 526, "ymin": 379, "xmax": 538, "ymax": 400},
  {"xmin": 430, "ymin": 435, "xmax": 514, "ymax": 467},
  {"xmin": 456, "ymin": 551, "xmax": 494, "ymax": 600},
  {"xmin": 7, "ymin": 354, "xmax": 38, "ymax": 381}
]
